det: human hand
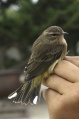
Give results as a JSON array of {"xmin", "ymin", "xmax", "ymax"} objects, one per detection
[{"xmin": 43, "ymin": 56, "xmax": 79, "ymax": 119}]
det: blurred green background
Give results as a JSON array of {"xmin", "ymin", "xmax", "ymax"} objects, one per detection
[
  {"xmin": 0, "ymin": 0, "xmax": 79, "ymax": 70},
  {"xmin": 0, "ymin": 0, "xmax": 79, "ymax": 118}
]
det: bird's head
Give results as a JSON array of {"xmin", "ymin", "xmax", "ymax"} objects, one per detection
[{"xmin": 43, "ymin": 26, "xmax": 68, "ymax": 41}]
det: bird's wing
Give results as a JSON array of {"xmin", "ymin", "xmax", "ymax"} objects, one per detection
[{"xmin": 25, "ymin": 42, "xmax": 64, "ymax": 80}]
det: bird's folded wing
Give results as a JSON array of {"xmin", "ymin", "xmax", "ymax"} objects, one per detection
[{"xmin": 25, "ymin": 43, "xmax": 64, "ymax": 80}]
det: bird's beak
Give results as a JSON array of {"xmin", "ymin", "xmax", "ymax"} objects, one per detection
[{"xmin": 62, "ymin": 32, "xmax": 68, "ymax": 35}]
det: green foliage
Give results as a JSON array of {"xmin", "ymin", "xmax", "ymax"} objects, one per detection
[{"xmin": 0, "ymin": 0, "xmax": 79, "ymax": 69}]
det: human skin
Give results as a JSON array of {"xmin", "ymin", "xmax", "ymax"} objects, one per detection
[{"xmin": 43, "ymin": 56, "xmax": 79, "ymax": 119}]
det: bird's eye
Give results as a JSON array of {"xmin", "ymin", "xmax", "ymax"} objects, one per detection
[
  {"xmin": 51, "ymin": 34, "xmax": 58, "ymax": 37},
  {"xmin": 52, "ymin": 34, "xmax": 57, "ymax": 36}
]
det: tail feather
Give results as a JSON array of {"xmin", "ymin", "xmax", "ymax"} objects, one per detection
[
  {"xmin": 13, "ymin": 88, "xmax": 24, "ymax": 103},
  {"xmin": 8, "ymin": 79, "xmax": 41, "ymax": 105},
  {"xmin": 22, "ymin": 80, "xmax": 41, "ymax": 104},
  {"xmin": 21, "ymin": 81, "xmax": 32, "ymax": 104},
  {"xmin": 30, "ymin": 83, "xmax": 41, "ymax": 104},
  {"xmin": 8, "ymin": 84, "xmax": 24, "ymax": 100},
  {"xmin": 13, "ymin": 80, "xmax": 31, "ymax": 104}
]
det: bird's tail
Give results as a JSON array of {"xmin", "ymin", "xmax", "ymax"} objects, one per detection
[{"xmin": 8, "ymin": 78, "xmax": 41, "ymax": 105}]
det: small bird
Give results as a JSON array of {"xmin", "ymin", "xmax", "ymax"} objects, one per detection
[{"xmin": 8, "ymin": 26, "xmax": 68, "ymax": 105}]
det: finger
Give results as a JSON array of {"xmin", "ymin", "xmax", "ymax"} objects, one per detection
[
  {"xmin": 42, "ymin": 88, "xmax": 60, "ymax": 106},
  {"xmin": 65, "ymin": 56, "xmax": 79, "ymax": 67},
  {"xmin": 43, "ymin": 74, "xmax": 72, "ymax": 94},
  {"xmin": 54, "ymin": 60, "xmax": 79, "ymax": 83}
]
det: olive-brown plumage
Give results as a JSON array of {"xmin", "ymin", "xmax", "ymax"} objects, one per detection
[{"xmin": 8, "ymin": 26, "xmax": 68, "ymax": 105}]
